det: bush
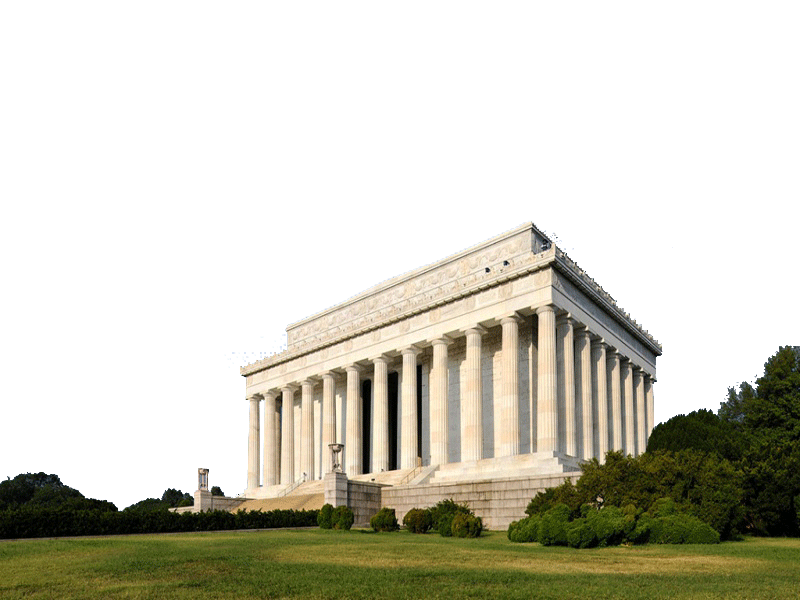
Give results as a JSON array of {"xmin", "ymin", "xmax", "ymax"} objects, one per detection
[
  {"xmin": 584, "ymin": 506, "xmax": 633, "ymax": 547},
  {"xmin": 333, "ymin": 506, "xmax": 354, "ymax": 530},
  {"xmin": 370, "ymin": 507, "xmax": 399, "ymax": 532},
  {"xmin": 566, "ymin": 520, "xmax": 598, "ymax": 549},
  {"xmin": 508, "ymin": 515, "xmax": 541, "ymax": 543},
  {"xmin": 649, "ymin": 515, "xmax": 720, "ymax": 544},
  {"xmin": 451, "ymin": 513, "xmax": 483, "ymax": 538},
  {"xmin": 538, "ymin": 503, "xmax": 571, "ymax": 546},
  {"xmin": 428, "ymin": 499, "xmax": 473, "ymax": 537},
  {"xmin": 318, "ymin": 504, "xmax": 334, "ymax": 529},
  {"xmin": 403, "ymin": 508, "xmax": 433, "ymax": 533}
]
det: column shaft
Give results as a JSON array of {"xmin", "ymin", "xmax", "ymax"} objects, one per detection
[
  {"xmin": 401, "ymin": 348, "xmax": 420, "ymax": 469},
  {"xmin": 429, "ymin": 340, "xmax": 450, "ymax": 465},
  {"xmin": 592, "ymin": 340, "xmax": 608, "ymax": 461},
  {"xmin": 646, "ymin": 376, "xmax": 655, "ymax": 438},
  {"xmin": 634, "ymin": 369, "xmax": 646, "ymax": 456},
  {"xmin": 300, "ymin": 380, "xmax": 315, "ymax": 480},
  {"xmin": 247, "ymin": 396, "xmax": 260, "ymax": 490},
  {"xmin": 499, "ymin": 317, "xmax": 521, "ymax": 457},
  {"xmin": 608, "ymin": 351, "xmax": 623, "ymax": 451},
  {"xmin": 345, "ymin": 366, "xmax": 363, "ymax": 476},
  {"xmin": 280, "ymin": 386, "xmax": 295, "ymax": 484},
  {"xmin": 557, "ymin": 316, "xmax": 576, "ymax": 456},
  {"xmin": 321, "ymin": 373, "xmax": 336, "ymax": 474},
  {"xmin": 262, "ymin": 392, "xmax": 277, "ymax": 486},
  {"xmin": 372, "ymin": 358, "xmax": 389, "ymax": 472},
  {"xmin": 536, "ymin": 305, "xmax": 557, "ymax": 453},
  {"xmin": 622, "ymin": 361, "xmax": 634, "ymax": 455},
  {"xmin": 575, "ymin": 328, "xmax": 593, "ymax": 461},
  {"xmin": 462, "ymin": 328, "xmax": 485, "ymax": 462}
]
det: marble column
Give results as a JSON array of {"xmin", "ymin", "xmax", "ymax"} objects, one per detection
[
  {"xmin": 321, "ymin": 372, "xmax": 337, "ymax": 474},
  {"xmin": 280, "ymin": 385, "xmax": 296, "ymax": 484},
  {"xmin": 536, "ymin": 305, "xmax": 557, "ymax": 453},
  {"xmin": 400, "ymin": 347, "xmax": 420, "ymax": 469},
  {"xmin": 646, "ymin": 375, "xmax": 655, "ymax": 438},
  {"xmin": 591, "ymin": 339, "xmax": 608, "ymax": 461},
  {"xmin": 371, "ymin": 357, "xmax": 389, "ymax": 473},
  {"xmin": 556, "ymin": 315, "xmax": 576, "ymax": 456},
  {"xmin": 499, "ymin": 316, "xmax": 522, "ymax": 457},
  {"xmin": 345, "ymin": 365, "xmax": 363, "ymax": 476},
  {"xmin": 608, "ymin": 350, "xmax": 623, "ymax": 452},
  {"xmin": 575, "ymin": 327, "xmax": 593, "ymax": 461},
  {"xmin": 430, "ymin": 338, "xmax": 451, "ymax": 465},
  {"xmin": 462, "ymin": 326, "xmax": 486, "ymax": 462},
  {"xmin": 622, "ymin": 360, "xmax": 634, "ymax": 456},
  {"xmin": 247, "ymin": 395, "xmax": 261, "ymax": 490},
  {"xmin": 300, "ymin": 379, "xmax": 315, "ymax": 480},
  {"xmin": 262, "ymin": 391, "xmax": 278, "ymax": 486},
  {"xmin": 634, "ymin": 368, "xmax": 646, "ymax": 456}
]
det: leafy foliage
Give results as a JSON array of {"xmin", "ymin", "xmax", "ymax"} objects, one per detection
[
  {"xmin": 450, "ymin": 512, "xmax": 483, "ymax": 538},
  {"xmin": 318, "ymin": 503, "xmax": 334, "ymax": 529},
  {"xmin": 210, "ymin": 486, "xmax": 224, "ymax": 497},
  {"xmin": 332, "ymin": 505, "xmax": 354, "ymax": 530},
  {"xmin": 370, "ymin": 507, "xmax": 399, "ymax": 532},
  {"xmin": 0, "ymin": 473, "xmax": 116, "ymax": 512},
  {"xmin": 403, "ymin": 508, "xmax": 433, "ymax": 533}
]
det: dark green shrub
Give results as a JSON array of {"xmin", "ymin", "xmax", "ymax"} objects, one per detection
[
  {"xmin": 566, "ymin": 520, "xmax": 598, "ymax": 549},
  {"xmin": 649, "ymin": 515, "xmax": 720, "ymax": 544},
  {"xmin": 627, "ymin": 514, "xmax": 653, "ymax": 544},
  {"xmin": 428, "ymin": 499, "xmax": 472, "ymax": 537},
  {"xmin": 403, "ymin": 508, "xmax": 433, "ymax": 533},
  {"xmin": 332, "ymin": 506, "xmax": 354, "ymax": 530},
  {"xmin": 538, "ymin": 503, "xmax": 571, "ymax": 546},
  {"xmin": 451, "ymin": 513, "xmax": 483, "ymax": 538},
  {"xmin": 318, "ymin": 503, "xmax": 334, "ymax": 529},
  {"xmin": 584, "ymin": 506, "xmax": 633, "ymax": 547},
  {"xmin": 370, "ymin": 507, "xmax": 399, "ymax": 532},
  {"xmin": 508, "ymin": 515, "xmax": 541, "ymax": 543}
]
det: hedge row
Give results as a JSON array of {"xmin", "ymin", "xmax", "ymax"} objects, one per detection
[
  {"xmin": 0, "ymin": 507, "xmax": 319, "ymax": 539},
  {"xmin": 508, "ymin": 499, "xmax": 720, "ymax": 547}
]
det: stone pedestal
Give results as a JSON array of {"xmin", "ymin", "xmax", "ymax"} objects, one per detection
[{"xmin": 324, "ymin": 471, "xmax": 349, "ymax": 508}]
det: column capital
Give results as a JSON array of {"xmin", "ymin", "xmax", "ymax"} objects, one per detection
[
  {"xmin": 591, "ymin": 336, "xmax": 606, "ymax": 348},
  {"xmin": 280, "ymin": 383, "xmax": 299, "ymax": 394},
  {"xmin": 262, "ymin": 389, "xmax": 279, "ymax": 400},
  {"xmin": 535, "ymin": 304, "xmax": 556, "ymax": 316},
  {"xmin": 345, "ymin": 363, "xmax": 364, "ymax": 374},
  {"xmin": 369, "ymin": 354, "xmax": 392, "ymax": 365},
  {"xmin": 461, "ymin": 324, "xmax": 488, "ymax": 336},
  {"xmin": 320, "ymin": 371, "xmax": 338, "ymax": 381},
  {"xmin": 300, "ymin": 378, "xmax": 317, "ymax": 388},
  {"xmin": 400, "ymin": 345, "xmax": 422, "ymax": 357},
  {"xmin": 556, "ymin": 312, "xmax": 574, "ymax": 326},
  {"xmin": 500, "ymin": 312, "xmax": 524, "ymax": 325},
  {"xmin": 429, "ymin": 335, "xmax": 453, "ymax": 347},
  {"xmin": 247, "ymin": 394, "xmax": 262, "ymax": 402}
]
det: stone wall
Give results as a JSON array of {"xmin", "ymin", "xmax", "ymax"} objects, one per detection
[{"xmin": 381, "ymin": 473, "xmax": 579, "ymax": 531}]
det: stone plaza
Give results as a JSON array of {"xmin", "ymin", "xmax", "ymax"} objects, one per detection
[{"xmin": 237, "ymin": 223, "xmax": 661, "ymax": 528}]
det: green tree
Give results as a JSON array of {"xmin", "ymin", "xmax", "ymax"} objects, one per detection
[
  {"xmin": 210, "ymin": 486, "xmax": 224, "ymax": 497},
  {"xmin": 747, "ymin": 346, "xmax": 800, "ymax": 446},
  {"xmin": 647, "ymin": 409, "xmax": 742, "ymax": 461}
]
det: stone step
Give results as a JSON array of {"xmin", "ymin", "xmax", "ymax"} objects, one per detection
[{"xmin": 235, "ymin": 493, "xmax": 324, "ymax": 513}]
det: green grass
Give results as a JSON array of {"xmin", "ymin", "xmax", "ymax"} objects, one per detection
[{"xmin": 2, "ymin": 530, "xmax": 799, "ymax": 599}]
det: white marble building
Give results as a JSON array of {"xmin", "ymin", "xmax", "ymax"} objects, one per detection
[{"xmin": 239, "ymin": 223, "xmax": 660, "ymax": 502}]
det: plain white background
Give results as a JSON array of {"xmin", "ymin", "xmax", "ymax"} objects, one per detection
[{"xmin": 1, "ymin": 2, "xmax": 798, "ymax": 510}]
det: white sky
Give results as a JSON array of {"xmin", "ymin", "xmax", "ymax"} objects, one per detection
[{"xmin": 1, "ymin": 2, "xmax": 798, "ymax": 510}]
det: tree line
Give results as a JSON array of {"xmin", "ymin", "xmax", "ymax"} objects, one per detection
[{"xmin": 0, "ymin": 473, "xmax": 315, "ymax": 539}]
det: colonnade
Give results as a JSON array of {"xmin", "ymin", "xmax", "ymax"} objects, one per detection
[{"xmin": 246, "ymin": 305, "xmax": 655, "ymax": 490}]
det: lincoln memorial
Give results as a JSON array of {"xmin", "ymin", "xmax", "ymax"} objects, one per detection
[{"xmin": 238, "ymin": 223, "xmax": 661, "ymax": 528}]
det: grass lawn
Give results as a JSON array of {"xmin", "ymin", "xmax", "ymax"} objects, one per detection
[{"xmin": 1, "ymin": 529, "xmax": 798, "ymax": 599}]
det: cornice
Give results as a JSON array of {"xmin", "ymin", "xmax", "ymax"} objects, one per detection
[{"xmin": 241, "ymin": 233, "xmax": 662, "ymax": 377}]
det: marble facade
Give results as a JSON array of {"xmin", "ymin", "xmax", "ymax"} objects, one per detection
[{"xmin": 240, "ymin": 223, "xmax": 661, "ymax": 497}]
